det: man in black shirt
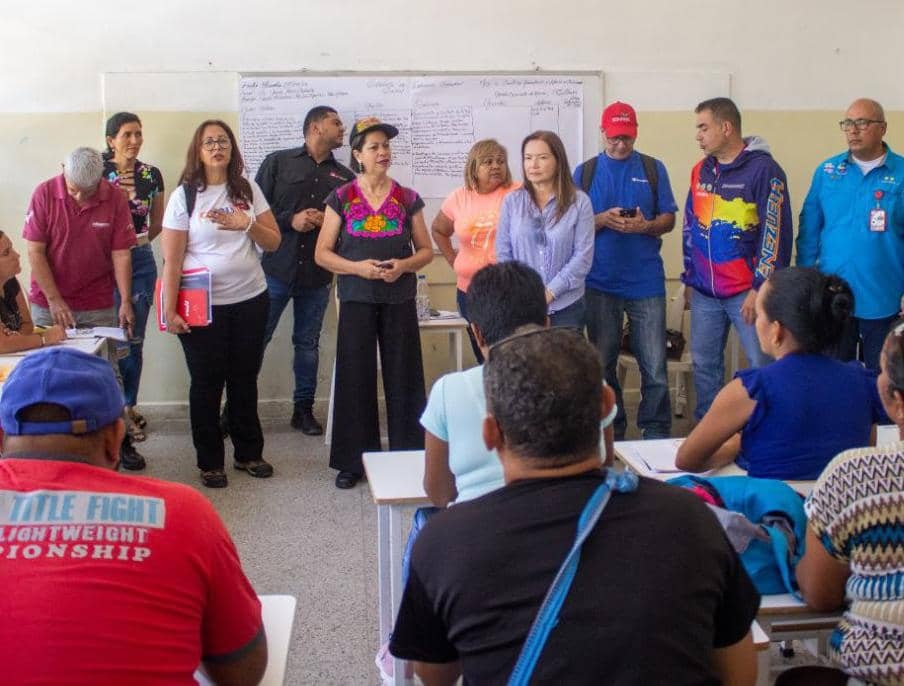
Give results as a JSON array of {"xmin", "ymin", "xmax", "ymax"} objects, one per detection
[
  {"xmin": 390, "ymin": 328, "xmax": 760, "ymax": 685},
  {"xmin": 255, "ymin": 106, "xmax": 354, "ymax": 434}
]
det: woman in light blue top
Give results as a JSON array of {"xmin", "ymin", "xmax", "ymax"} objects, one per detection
[{"xmin": 496, "ymin": 130, "xmax": 594, "ymax": 327}]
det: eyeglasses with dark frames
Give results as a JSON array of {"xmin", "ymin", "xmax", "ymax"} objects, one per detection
[
  {"xmin": 838, "ymin": 118, "xmax": 885, "ymax": 132},
  {"xmin": 202, "ymin": 137, "xmax": 232, "ymax": 151}
]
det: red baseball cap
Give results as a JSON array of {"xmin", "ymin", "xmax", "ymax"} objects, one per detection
[{"xmin": 601, "ymin": 102, "xmax": 638, "ymax": 138}]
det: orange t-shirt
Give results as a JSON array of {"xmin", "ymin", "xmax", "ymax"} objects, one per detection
[{"xmin": 440, "ymin": 184, "xmax": 519, "ymax": 291}]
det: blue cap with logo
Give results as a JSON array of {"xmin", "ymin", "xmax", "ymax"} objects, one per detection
[{"xmin": 0, "ymin": 347, "xmax": 124, "ymax": 436}]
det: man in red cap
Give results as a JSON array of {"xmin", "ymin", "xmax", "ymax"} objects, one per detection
[{"xmin": 573, "ymin": 101, "xmax": 678, "ymax": 440}]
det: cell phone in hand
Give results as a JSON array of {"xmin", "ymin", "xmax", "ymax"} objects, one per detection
[{"xmin": 619, "ymin": 208, "xmax": 637, "ymax": 218}]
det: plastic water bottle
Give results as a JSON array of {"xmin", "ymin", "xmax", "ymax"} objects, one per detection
[{"xmin": 416, "ymin": 274, "xmax": 430, "ymax": 321}]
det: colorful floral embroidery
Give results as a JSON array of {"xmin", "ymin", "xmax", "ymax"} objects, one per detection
[
  {"xmin": 103, "ymin": 160, "xmax": 163, "ymax": 233},
  {"xmin": 339, "ymin": 181, "xmax": 409, "ymax": 238}
]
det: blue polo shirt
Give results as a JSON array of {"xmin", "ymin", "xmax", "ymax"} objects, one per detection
[
  {"xmin": 797, "ymin": 145, "xmax": 904, "ymax": 319},
  {"xmin": 574, "ymin": 151, "xmax": 678, "ymax": 299}
]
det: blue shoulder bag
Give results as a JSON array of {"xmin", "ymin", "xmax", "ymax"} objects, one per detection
[{"xmin": 507, "ymin": 470, "xmax": 638, "ymax": 686}]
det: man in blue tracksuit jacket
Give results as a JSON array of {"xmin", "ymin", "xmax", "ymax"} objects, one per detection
[
  {"xmin": 797, "ymin": 98, "xmax": 904, "ymax": 370},
  {"xmin": 682, "ymin": 97, "xmax": 792, "ymax": 420}
]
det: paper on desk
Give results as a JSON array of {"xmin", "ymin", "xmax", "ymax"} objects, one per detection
[
  {"xmin": 430, "ymin": 310, "xmax": 460, "ymax": 320},
  {"xmin": 877, "ymin": 424, "xmax": 900, "ymax": 446},
  {"xmin": 65, "ymin": 326, "xmax": 128, "ymax": 342},
  {"xmin": 622, "ymin": 439, "xmax": 686, "ymax": 473}
]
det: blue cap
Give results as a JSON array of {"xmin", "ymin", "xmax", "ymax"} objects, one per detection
[{"xmin": 0, "ymin": 347, "xmax": 124, "ymax": 436}]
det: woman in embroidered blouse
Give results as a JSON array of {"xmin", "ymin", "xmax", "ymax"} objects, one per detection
[
  {"xmin": 495, "ymin": 130, "xmax": 594, "ymax": 328},
  {"xmin": 431, "ymin": 139, "xmax": 518, "ymax": 362},
  {"xmin": 676, "ymin": 267, "xmax": 886, "ymax": 480},
  {"xmin": 102, "ymin": 112, "xmax": 164, "ymax": 441},
  {"xmin": 0, "ymin": 230, "xmax": 65, "ymax": 353},
  {"xmin": 161, "ymin": 120, "xmax": 281, "ymax": 489},
  {"xmin": 315, "ymin": 117, "xmax": 433, "ymax": 490}
]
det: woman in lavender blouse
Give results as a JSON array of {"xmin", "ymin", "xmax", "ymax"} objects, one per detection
[{"xmin": 496, "ymin": 130, "xmax": 594, "ymax": 328}]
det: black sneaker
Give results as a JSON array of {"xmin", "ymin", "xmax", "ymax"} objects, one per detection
[
  {"xmin": 335, "ymin": 471, "xmax": 360, "ymax": 489},
  {"xmin": 120, "ymin": 435, "xmax": 147, "ymax": 471},
  {"xmin": 291, "ymin": 405, "xmax": 323, "ymax": 436}
]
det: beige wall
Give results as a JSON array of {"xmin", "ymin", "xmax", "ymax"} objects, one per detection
[
  {"xmin": 3, "ymin": 109, "xmax": 901, "ymax": 404},
  {"xmin": 2, "ymin": 0, "xmax": 903, "ymax": 404}
]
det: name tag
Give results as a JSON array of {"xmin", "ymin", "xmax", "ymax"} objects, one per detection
[{"xmin": 869, "ymin": 208, "xmax": 886, "ymax": 232}]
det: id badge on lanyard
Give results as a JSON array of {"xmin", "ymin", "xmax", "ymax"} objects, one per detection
[{"xmin": 869, "ymin": 189, "xmax": 886, "ymax": 232}]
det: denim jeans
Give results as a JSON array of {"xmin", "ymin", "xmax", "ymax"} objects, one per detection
[
  {"xmin": 263, "ymin": 275, "xmax": 331, "ymax": 407},
  {"xmin": 585, "ymin": 288, "xmax": 671, "ymax": 439},
  {"xmin": 549, "ymin": 297, "xmax": 585, "ymax": 329},
  {"xmin": 114, "ymin": 245, "xmax": 157, "ymax": 407},
  {"xmin": 835, "ymin": 314, "xmax": 896, "ymax": 371},
  {"xmin": 690, "ymin": 289, "xmax": 771, "ymax": 420}
]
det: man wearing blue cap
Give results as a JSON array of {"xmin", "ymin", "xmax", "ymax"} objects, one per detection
[{"xmin": 0, "ymin": 348, "xmax": 267, "ymax": 685}]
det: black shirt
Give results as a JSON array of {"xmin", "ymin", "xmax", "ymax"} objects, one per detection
[
  {"xmin": 324, "ymin": 180, "xmax": 425, "ymax": 304},
  {"xmin": 390, "ymin": 471, "xmax": 760, "ymax": 685},
  {"xmin": 255, "ymin": 146, "xmax": 354, "ymax": 289}
]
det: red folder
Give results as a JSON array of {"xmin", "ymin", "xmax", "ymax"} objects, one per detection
[{"xmin": 155, "ymin": 267, "xmax": 212, "ymax": 330}]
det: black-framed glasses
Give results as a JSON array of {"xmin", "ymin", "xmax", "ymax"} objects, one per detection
[
  {"xmin": 487, "ymin": 324, "xmax": 567, "ymax": 362},
  {"xmin": 202, "ymin": 137, "xmax": 232, "ymax": 151},
  {"xmin": 839, "ymin": 118, "xmax": 885, "ymax": 132},
  {"xmin": 532, "ymin": 214, "xmax": 547, "ymax": 247}
]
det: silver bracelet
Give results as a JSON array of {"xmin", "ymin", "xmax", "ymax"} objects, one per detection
[{"xmin": 244, "ymin": 215, "xmax": 254, "ymax": 233}]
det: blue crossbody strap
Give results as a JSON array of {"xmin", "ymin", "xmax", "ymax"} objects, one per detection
[{"xmin": 507, "ymin": 470, "xmax": 639, "ymax": 686}]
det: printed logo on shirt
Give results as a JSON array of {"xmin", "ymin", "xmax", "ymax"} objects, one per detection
[
  {"xmin": 755, "ymin": 178, "xmax": 785, "ymax": 281},
  {"xmin": 91, "ymin": 222, "xmax": 111, "ymax": 229},
  {"xmin": 469, "ymin": 213, "xmax": 498, "ymax": 251},
  {"xmin": 722, "ymin": 184, "xmax": 746, "ymax": 190},
  {"xmin": 630, "ymin": 177, "xmax": 650, "ymax": 184},
  {"xmin": 0, "ymin": 489, "xmax": 165, "ymax": 563}
]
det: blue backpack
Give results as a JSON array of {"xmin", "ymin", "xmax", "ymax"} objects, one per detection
[{"xmin": 668, "ymin": 475, "xmax": 807, "ymax": 596}]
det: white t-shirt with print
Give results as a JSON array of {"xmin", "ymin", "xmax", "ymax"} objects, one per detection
[{"xmin": 163, "ymin": 181, "xmax": 270, "ymax": 305}]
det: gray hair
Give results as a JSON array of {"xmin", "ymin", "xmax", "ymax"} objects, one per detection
[{"xmin": 63, "ymin": 147, "xmax": 104, "ymax": 189}]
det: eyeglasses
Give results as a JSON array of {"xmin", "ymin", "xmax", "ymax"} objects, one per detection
[
  {"xmin": 532, "ymin": 214, "xmax": 547, "ymax": 247},
  {"xmin": 487, "ymin": 326, "xmax": 586, "ymax": 362},
  {"xmin": 202, "ymin": 137, "xmax": 231, "ymax": 151},
  {"xmin": 487, "ymin": 326, "xmax": 558, "ymax": 360},
  {"xmin": 838, "ymin": 119, "xmax": 885, "ymax": 132},
  {"xmin": 606, "ymin": 136, "xmax": 634, "ymax": 145}
]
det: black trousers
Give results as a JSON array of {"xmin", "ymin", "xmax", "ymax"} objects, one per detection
[
  {"xmin": 178, "ymin": 290, "xmax": 269, "ymax": 471},
  {"xmin": 330, "ymin": 299, "xmax": 426, "ymax": 475}
]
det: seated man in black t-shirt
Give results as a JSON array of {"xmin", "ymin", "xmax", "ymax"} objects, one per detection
[{"xmin": 390, "ymin": 327, "xmax": 761, "ymax": 685}]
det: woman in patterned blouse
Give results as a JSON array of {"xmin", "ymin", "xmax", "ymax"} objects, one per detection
[
  {"xmin": 315, "ymin": 117, "xmax": 433, "ymax": 489},
  {"xmin": 103, "ymin": 112, "xmax": 165, "ymax": 441},
  {"xmin": 790, "ymin": 318, "xmax": 904, "ymax": 686}
]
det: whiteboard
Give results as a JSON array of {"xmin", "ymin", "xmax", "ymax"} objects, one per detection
[{"xmin": 238, "ymin": 74, "xmax": 598, "ymax": 198}]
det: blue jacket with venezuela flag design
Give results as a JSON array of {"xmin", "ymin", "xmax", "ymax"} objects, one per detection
[{"xmin": 682, "ymin": 137, "xmax": 792, "ymax": 298}]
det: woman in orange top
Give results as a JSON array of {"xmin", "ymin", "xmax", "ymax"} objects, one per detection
[{"xmin": 431, "ymin": 139, "xmax": 518, "ymax": 362}]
